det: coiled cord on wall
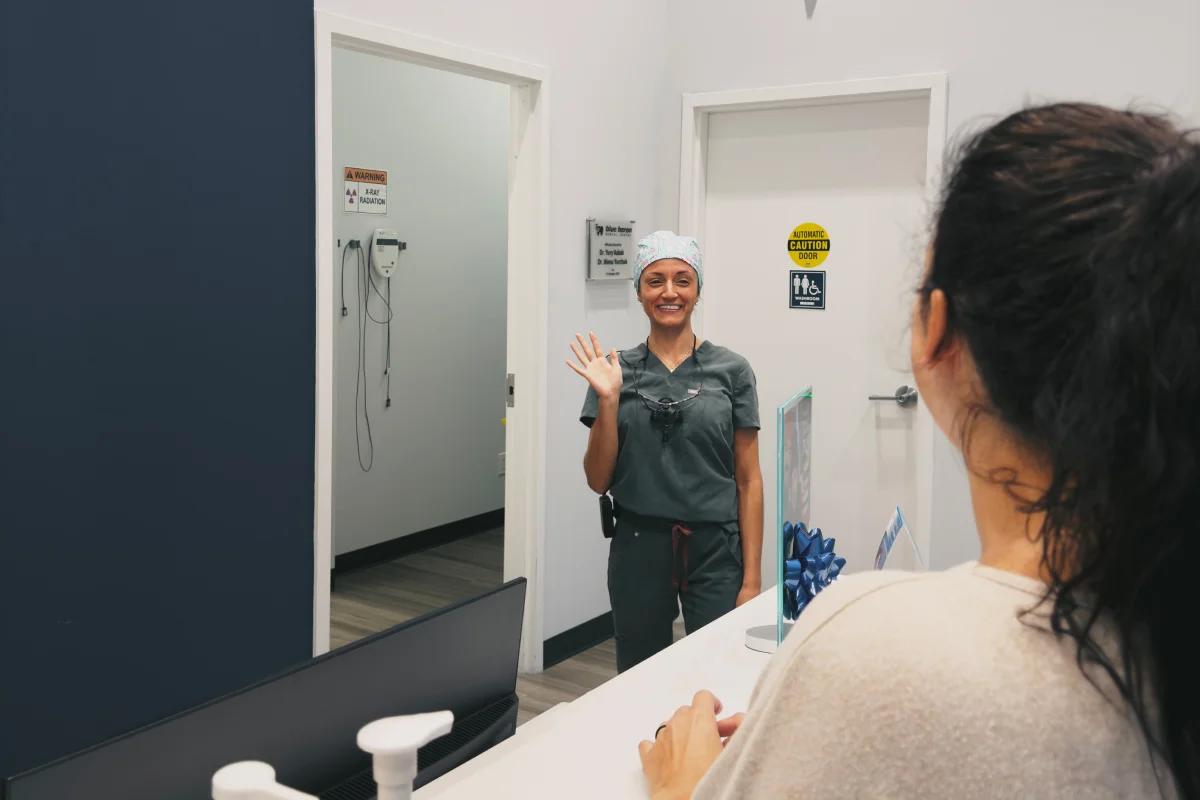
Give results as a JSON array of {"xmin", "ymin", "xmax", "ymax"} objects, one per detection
[{"xmin": 340, "ymin": 240, "xmax": 393, "ymax": 472}]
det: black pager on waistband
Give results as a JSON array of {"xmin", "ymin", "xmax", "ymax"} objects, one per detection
[{"xmin": 599, "ymin": 494, "xmax": 616, "ymax": 538}]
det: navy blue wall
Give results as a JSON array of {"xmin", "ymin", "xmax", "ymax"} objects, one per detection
[{"xmin": 0, "ymin": 1, "xmax": 315, "ymax": 783}]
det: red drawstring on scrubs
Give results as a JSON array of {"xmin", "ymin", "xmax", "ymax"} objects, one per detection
[{"xmin": 671, "ymin": 523, "xmax": 693, "ymax": 591}]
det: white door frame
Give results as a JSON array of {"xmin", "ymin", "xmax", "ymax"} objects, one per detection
[
  {"xmin": 677, "ymin": 72, "xmax": 948, "ymax": 558},
  {"xmin": 314, "ymin": 11, "xmax": 550, "ymax": 672}
]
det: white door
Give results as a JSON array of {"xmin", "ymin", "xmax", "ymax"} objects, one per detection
[{"xmin": 700, "ymin": 93, "xmax": 936, "ymax": 587}]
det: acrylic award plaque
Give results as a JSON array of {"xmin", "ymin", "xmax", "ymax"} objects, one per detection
[
  {"xmin": 874, "ymin": 505, "xmax": 926, "ymax": 571},
  {"xmin": 746, "ymin": 387, "xmax": 814, "ymax": 653}
]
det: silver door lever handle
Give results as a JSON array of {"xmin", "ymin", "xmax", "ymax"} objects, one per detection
[{"xmin": 869, "ymin": 385, "xmax": 918, "ymax": 407}]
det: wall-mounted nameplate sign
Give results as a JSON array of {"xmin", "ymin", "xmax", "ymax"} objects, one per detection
[{"xmin": 587, "ymin": 218, "xmax": 635, "ymax": 281}]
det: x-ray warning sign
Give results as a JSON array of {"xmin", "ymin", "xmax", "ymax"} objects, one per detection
[{"xmin": 344, "ymin": 166, "xmax": 388, "ymax": 214}]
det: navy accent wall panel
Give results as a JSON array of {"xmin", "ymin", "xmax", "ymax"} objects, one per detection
[{"xmin": 0, "ymin": 1, "xmax": 315, "ymax": 783}]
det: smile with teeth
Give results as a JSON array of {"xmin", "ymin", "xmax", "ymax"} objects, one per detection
[{"xmin": 657, "ymin": 304, "xmax": 682, "ymax": 311}]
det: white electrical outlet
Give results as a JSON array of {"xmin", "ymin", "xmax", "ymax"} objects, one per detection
[{"xmin": 498, "ymin": 452, "xmax": 506, "ymax": 476}]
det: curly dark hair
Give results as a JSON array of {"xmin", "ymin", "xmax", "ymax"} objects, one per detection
[{"xmin": 922, "ymin": 102, "xmax": 1200, "ymax": 798}]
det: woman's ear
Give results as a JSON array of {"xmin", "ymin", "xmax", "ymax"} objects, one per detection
[{"xmin": 916, "ymin": 288, "xmax": 951, "ymax": 366}]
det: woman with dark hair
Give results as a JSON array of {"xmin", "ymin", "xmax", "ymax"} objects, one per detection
[{"xmin": 638, "ymin": 103, "xmax": 1199, "ymax": 798}]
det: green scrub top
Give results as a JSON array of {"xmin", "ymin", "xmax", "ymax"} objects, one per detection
[{"xmin": 580, "ymin": 341, "xmax": 759, "ymax": 523}]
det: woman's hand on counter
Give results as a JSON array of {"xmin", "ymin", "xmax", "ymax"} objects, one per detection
[{"xmin": 639, "ymin": 690, "xmax": 737, "ymax": 800}]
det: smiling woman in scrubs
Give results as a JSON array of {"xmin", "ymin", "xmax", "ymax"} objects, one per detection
[{"xmin": 567, "ymin": 230, "xmax": 763, "ymax": 673}]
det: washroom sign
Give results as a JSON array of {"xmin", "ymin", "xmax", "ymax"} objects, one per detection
[{"xmin": 344, "ymin": 167, "xmax": 387, "ymax": 214}]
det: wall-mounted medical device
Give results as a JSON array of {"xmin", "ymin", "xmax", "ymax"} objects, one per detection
[
  {"xmin": 371, "ymin": 228, "xmax": 406, "ymax": 279},
  {"xmin": 341, "ymin": 231, "xmax": 403, "ymax": 471}
]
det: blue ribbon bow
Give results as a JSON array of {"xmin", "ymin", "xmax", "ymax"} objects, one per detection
[{"xmin": 782, "ymin": 521, "xmax": 846, "ymax": 620}]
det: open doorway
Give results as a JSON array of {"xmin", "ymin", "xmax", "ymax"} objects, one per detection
[
  {"xmin": 314, "ymin": 13, "xmax": 550, "ymax": 671},
  {"xmin": 326, "ymin": 45, "xmax": 510, "ymax": 649}
]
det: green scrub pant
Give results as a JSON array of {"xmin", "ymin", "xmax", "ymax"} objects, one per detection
[{"xmin": 607, "ymin": 509, "xmax": 743, "ymax": 673}]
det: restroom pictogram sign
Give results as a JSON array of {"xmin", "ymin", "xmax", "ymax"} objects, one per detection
[{"xmin": 789, "ymin": 270, "xmax": 825, "ymax": 310}]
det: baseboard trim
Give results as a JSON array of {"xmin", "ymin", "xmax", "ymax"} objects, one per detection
[
  {"xmin": 333, "ymin": 508, "xmax": 504, "ymax": 575},
  {"xmin": 543, "ymin": 611, "xmax": 613, "ymax": 669}
]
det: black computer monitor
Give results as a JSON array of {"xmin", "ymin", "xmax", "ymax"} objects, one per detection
[{"xmin": 5, "ymin": 577, "xmax": 526, "ymax": 800}]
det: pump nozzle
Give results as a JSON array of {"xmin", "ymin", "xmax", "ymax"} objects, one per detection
[{"xmin": 357, "ymin": 711, "xmax": 454, "ymax": 800}]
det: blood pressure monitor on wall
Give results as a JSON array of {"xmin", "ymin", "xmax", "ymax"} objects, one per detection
[{"xmin": 371, "ymin": 228, "xmax": 405, "ymax": 279}]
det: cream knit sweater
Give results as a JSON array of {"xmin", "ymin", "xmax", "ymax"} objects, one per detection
[{"xmin": 694, "ymin": 563, "xmax": 1174, "ymax": 799}]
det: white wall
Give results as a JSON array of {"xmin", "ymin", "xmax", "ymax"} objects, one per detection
[
  {"xmin": 331, "ymin": 47, "xmax": 509, "ymax": 555},
  {"xmin": 658, "ymin": 0, "xmax": 1200, "ymax": 570},
  {"xmin": 317, "ymin": 0, "xmax": 672, "ymax": 633}
]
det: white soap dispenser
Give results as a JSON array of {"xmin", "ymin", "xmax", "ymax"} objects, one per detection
[
  {"xmin": 211, "ymin": 761, "xmax": 317, "ymax": 800},
  {"xmin": 212, "ymin": 710, "xmax": 453, "ymax": 800},
  {"xmin": 357, "ymin": 710, "xmax": 455, "ymax": 800}
]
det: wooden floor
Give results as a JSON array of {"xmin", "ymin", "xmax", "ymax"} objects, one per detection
[
  {"xmin": 331, "ymin": 528, "xmax": 633, "ymax": 726},
  {"xmin": 330, "ymin": 529, "xmax": 508, "ymax": 649}
]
